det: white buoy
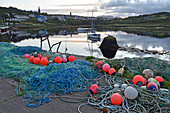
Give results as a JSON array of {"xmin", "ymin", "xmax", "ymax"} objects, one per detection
[
  {"xmin": 124, "ymin": 86, "xmax": 138, "ymax": 99},
  {"xmin": 121, "ymin": 84, "xmax": 128, "ymax": 89},
  {"xmin": 142, "ymin": 69, "xmax": 154, "ymax": 78},
  {"xmin": 114, "ymin": 84, "xmax": 119, "ymax": 88}
]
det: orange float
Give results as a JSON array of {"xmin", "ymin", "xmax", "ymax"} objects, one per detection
[
  {"xmin": 25, "ymin": 54, "xmax": 30, "ymax": 58},
  {"xmin": 68, "ymin": 55, "xmax": 75, "ymax": 62},
  {"xmin": 40, "ymin": 57, "xmax": 48, "ymax": 66},
  {"xmin": 54, "ymin": 56, "xmax": 63, "ymax": 63},
  {"xmin": 29, "ymin": 56, "xmax": 35, "ymax": 63},
  {"xmin": 111, "ymin": 93, "xmax": 123, "ymax": 105},
  {"xmin": 147, "ymin": 82, "xmax": 158, "ymax": 91},
  {"xmin": 102, "ymin": 64, "xmax": 110, "ymax": 72},
  {"xmin": 33, "ymin": 57, "xmax": 40, "ymax": 65},
  {"xmin": 96, "ymin": 61, "xmax": 103, "ymax": 68},
  {"xmin": 133, "ymin": 75, "xmax": 144, "ymax": 86},
  {"xmin": 89, "ymin": 84, "xmax": 99, "ymax": 94},
  {"xmin": 108, "ymin": 68, "xmax": 116, "ymax": 75},
  {"xmin": 155, "ymin": 76, "xmax": 164, "ymax": 86}
]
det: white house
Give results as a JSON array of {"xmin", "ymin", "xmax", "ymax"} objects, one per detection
[
  {"xmin": 14, "ymin": 15, "xmax": 30, "ymax": 19},
  {"xmin": 29, "ymin": 14, "xmax": 35, "ymax": 18},
  {"xmin": 38, "ymin": 15, "xmax": 47, "ymax": 23}
]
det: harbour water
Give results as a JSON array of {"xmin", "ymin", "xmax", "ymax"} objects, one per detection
[{"xmin": 1, "ymin": 29, "xmax": 170, "ymax": 61}]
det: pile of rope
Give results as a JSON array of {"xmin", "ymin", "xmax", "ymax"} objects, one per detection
[
  {"xmin": 0, "ymin": 42, "xmax": 101, "ymax": 108},
  {"xmin": 79, "ymin": 76, "xmax": 169, "ymax": 113}
]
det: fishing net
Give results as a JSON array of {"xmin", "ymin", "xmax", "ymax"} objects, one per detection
[
  {"xmin": 0, "ymin": 42, "xmax": 169, "ymax": 111},
  {"xmin": 0, "ymin": 42, "xmax": 101, "ymax": 108}
]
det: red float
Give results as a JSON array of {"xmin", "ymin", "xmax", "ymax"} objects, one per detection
[
  {"xmin": 147, "ymin": 82, "xmax": 158, "ymax": 91},
  {"xmin": 33, "ymin": 57, "xmax": 40, "ymax": 65},
  {"xmin": 96, "ymin": 61, "xmax": 103, "ymax": 68},
  {"xmin": 102, "ymin": 64, "xmax": 110, "ymax": 72},
  {"xmin": 108, "ymin": 68, "xmax": 116, "ymax": 75},
  {"xmin": 68, "ymin": 55, "xmax": 75, "ymax": 62},
  {"xmin": 38, "ymin": 54, "xmax": 42, "ymax": 59},
  {"xmin": 25, "ymin": 54, "xmax": 30, "ymax": 58},
  {"xmin": 54, "ymin": 56, "xmax": 63, "ymax": 63},
  {"xmin": 111, "ymin": 93, "xmax": 123, "ymax": 105},
  {"xmin": 89, "ymin": 84, "xmax": 99, "ymax": 94},
  {"xmin": 29, "ymin": 56, "xmax": 35, "ymax": 63},
  {"xmin": 40, "ymin": 57, "xmax": 48, "ymax": 66},
  {"xmin": 62, "ymin": 57, "xmax": 67, "ymax": 63},
  {"xmin": 133, "ymin": 75, "xmax": 144, "ymax": 86}
]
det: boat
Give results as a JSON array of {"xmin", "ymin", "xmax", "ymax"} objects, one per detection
[
  {"xmin": 87, "ymin": 12, "xmax": 101, "ymax": 39},
  {"xmin": 87, "ymin": 30, "xmax": 101, "ymax": 39},
  {"xmin": 77, "ymin": 27, "xmax": 91, "ymax": 33},
  {"xmin": 0, "ymin": 26, "xmax": 10, "ymax": 34}
]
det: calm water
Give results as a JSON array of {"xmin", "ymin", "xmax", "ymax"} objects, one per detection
[{"xmin": 7, "ymin": 29, "xmax": 170, "ymax": 61}]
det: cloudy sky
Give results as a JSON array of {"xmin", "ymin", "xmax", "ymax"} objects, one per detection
[{"xmin": 1, "ymin": 0, "xmax": 170, "ymax": 17}]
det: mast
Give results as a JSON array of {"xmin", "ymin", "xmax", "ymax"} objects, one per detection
[{"xmin": 92, "ymin": 11, "xmax": 93, "ymax": 28}]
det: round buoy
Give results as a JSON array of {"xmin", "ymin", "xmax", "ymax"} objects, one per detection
[
  {"xmin": 38, "ymin": 54, "xmax": 42, "ymax": 59},
  {"xmin": 33, "ymin": 57, "xmax": 40, "ymax": 65},
  {"xmin": 25, "ymin": 54, "xmax": 30, "ymax": 58},
  {"xmin": 62, "ymin": 57, "xmax": 67, "ymax": 63},
  {"xmin": 133, "ymin": 75, "xmax": 144, "ymax": 86},
  {"xmin": 122, "ymin": 84, "xmax": 128, "ymax": 89},
  {"xmin": 148, "ymin": 78, "xmax": 160, "ymax": 87},
  {"xmin": 124, "ymin": 86, "xmax": 138, "ymax": 99},
  {"xmin": 40, "ymin": 57, "xmax": 48, "ymax": 66},
  {"xmin": 114, "ymin": 84, "xmax": 119, "ymax": 88},
  {"xmin": 142, "ymin": 69, "xmax": 154, "ymax": 78},
  {"xmin": 102, "ymin": 64, "xmax": 110, "ymax": 72},
  {"xmin": 155, "ymin": 76, "xmax": 164, "ymax": 86},
  {"xmin": 68, "ymin": 55, "xmax": 75, "ymax": 62},
  {"xmin": 143, "ymin": 78, "xmax": 148, "ymax": 86},
  {"xmin": 96, "ymin": 61, "xmax": 103, "ymax": 68},
  {"xmin": 29, "ymin": 56, "xmax": 35, "ymax": 63},
  {"xmin": 108, "ymin": 68, "xmax": 116, "ymax": 75},
  {"xmin": 54, "ymin": 56, "xmax": 63, "ymax": 63},
  {"xmin": 110, "ymin": 93, "xmax": 123, "ymax": 105},
  {"xmin": 89, "ymin": 84, "xmax": 99, "ymax": 94},
  {"xmin": 147, "ymin": 82, "xmax": 158, "ymax": 91}
]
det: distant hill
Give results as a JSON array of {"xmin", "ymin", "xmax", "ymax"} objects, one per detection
[{"xmin": 108, "ymin": 12, "xmax": 170, "ymax": 26}]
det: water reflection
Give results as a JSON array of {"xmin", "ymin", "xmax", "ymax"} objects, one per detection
[{"xmin": 0, "ymin": 28, "xmax": 170, "ymax": 61}]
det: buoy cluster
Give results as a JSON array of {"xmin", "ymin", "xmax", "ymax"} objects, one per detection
[
  {"xmin": 96, "ymin": 61, "xmax": 116, "ymax": 75},
  {"xmin": 89, "ymin": 68, "xmax": 165, "ymax": 106},
  {"xmin": 24, "ymin": 52, "xmax": 75, "ymax": 66},
  {"xmin": 133, "ymin": 69, "xmax": 164, "ymax": 91}
]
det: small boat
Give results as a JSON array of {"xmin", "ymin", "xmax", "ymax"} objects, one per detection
[
  {"xmin": 77, "ymin": 27, "xmax": 91, "ymax": 33},
  {"xmin": 0, "ymin": 26, "xmax": 10, "ymax": 34},
  {"xmin": 87, "ymin": 30, "xmax": 100, "ymax": 39}
]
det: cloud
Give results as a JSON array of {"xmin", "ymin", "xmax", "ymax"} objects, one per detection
[{"xmin": 100, "ymin": 0, "xmax": 170, "ymax": 17}]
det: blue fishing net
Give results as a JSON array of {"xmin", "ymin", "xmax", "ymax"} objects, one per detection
[{"xmin": 0, "ymin": 42, "xmax": 101, "ymax": 108}]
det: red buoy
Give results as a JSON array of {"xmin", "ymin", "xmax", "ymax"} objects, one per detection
[
  {"xmin": 54, "ymin": 56, "xmax": 63, "ymax": 63},
  {"xmin": 96, "ymin": 61, "xmax": 103, "ymax": 68},
  {"xmin": 29, "ymin": 56, "xmax": 35, "ymax": 63},
  {"xmin": 147, "ymin": 82, "xmax": 158, "ymax": 91},
  {"xmin": 108, "ymin": 68, "xmax": 116, "ymax": 75},
  {"xmin": 111, "ymin": 93, "xmax": 123, "ymax": 105},
  {"xmin": 62, "ymin": 57, "xmax": 67, "ymax": 63},
  {"xmin": 102, "ymin": 64, "xmax": 110, "ymax": 72},
  {"xmin": 155, "ymin": 76, "xmax": 164, "ymax": 86},
  {"xmin": 33, "ymin": 57, "xmax": 40, "ymax": 65},
  {"xmin": 40, "ymin": 57, "xmax": 48, "ymax": 66},
  {"xmin": 133, "ymin": 75, "xmax": 144, "ymax": 86},
  {"xmin": 38, "ymin": 54, "xmax": 42, "ymax": 59},
  {"xmin": 68, "ymin": 55, "xmax": 75, "ymax": 62},
  {"xmin": 25, "ymin": 54, "xmax": 30, "ymax": 58},
  {"xmin": 89, "ymin": 84, "xmax": 99, "ymax": 94},
  {"xmin": 143, "ymin": 78, "xmax": 148, "ymax": 86}
]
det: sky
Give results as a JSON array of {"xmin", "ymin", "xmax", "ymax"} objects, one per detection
[{"xmin": 1, "ymin": 0, "xmax": 170, "ymax": 17}]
